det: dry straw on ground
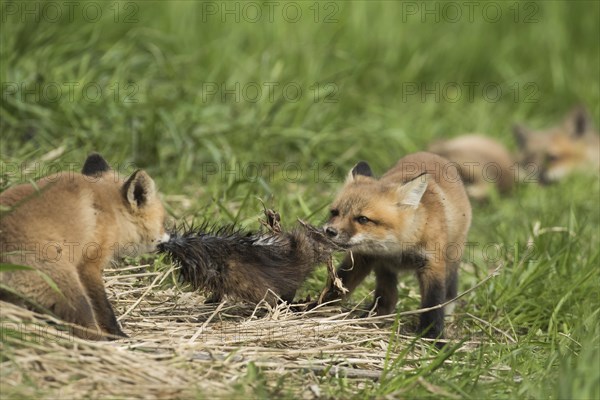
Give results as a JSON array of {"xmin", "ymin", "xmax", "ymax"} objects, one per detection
[{"xmin": 0, "ymin": 263, "xmax": 504, "ymax": 399}]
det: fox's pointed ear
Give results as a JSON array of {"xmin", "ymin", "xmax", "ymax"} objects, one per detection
[
  {"xmin": 396, "ymin": 173, "xmax": 428, "ymax": 208},
  {"xmin": 122, "ymin": 170, "xmax": 156, "ymax": 209},
  {"xmin": 565, "ymin": 106, "xmax": 591, "ymax": 137},
  {"xmin": 513, "ymin": 124, "xmax": 531, "ymax": 149},
  {"xmin": 82, "ymin": 153, "xmax": 110, "ymax": 176},
  {"xmin": 346, "ymin": 161, "xmax": 373, "ymax": 183}
]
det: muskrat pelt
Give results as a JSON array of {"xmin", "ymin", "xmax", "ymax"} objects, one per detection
[{"xmin": 157, "ymin": 218, "xmax": 343, "ymax": 305}]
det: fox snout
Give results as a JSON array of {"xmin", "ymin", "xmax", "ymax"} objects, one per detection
[
  {"xmin": 159, "ymin": 232, "xmax": 171, "ymax": 243},
  {"xmin": 538, "ymin": 170, "xmax": 553, "ymax": 186},
  {"xmin": 323, "ymin": 224, "xmax": 343, "ymax": 242},
  {"xmin": 323, "ymin": 224, "xmax": 352, "ymax": 246},
  {"xmin": 324, "ymin": 226, "xmax": 338, "ymax": 238}
]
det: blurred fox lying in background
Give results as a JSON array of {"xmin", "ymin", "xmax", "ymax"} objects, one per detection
[
  {"xmin": 0, "ymin": 154, "xmax": 169, "ymax": 339},
  {"xmin": 429, "ymin": 106, "xmax": 599, "ymax": 199},
  {"xmin": 513, "ymin": 106, "xmax": 599, "ymax": 184}
]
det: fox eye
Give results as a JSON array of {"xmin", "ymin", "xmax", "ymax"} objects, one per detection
[
  {"xmin": 356, "ymin": 216, "xmax": 370, "ymax": 225},
  {"xmin": 330, "ymin": 209, "xmax": 339, "ymax": 217},
  {"xmin": 546, "ymin": 154, "xmax": 560, "ymax": 163}
]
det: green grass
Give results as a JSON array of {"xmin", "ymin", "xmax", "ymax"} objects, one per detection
[{"xmin": 1, "ymin": 0, "xmax": 599, "ymax": 398}]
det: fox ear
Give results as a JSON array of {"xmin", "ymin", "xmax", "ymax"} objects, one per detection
[
  {"xmin": 513, "ymin": 124, "xmax": 531, "ymax": 149},
  {"xmin": 122, "ymin": 170, "xmax": 156, "ymax": 209},
  {"xmin": 346, "ymin": 161, "xmax": 373, "ymax": 183},
  {"xmin": 82, "ymin": 153, "xmax": 110, "ymax": 176},
  {"xmin": 565, "ymin": 106, "xmax": 591, "ymax": 137},
  {"xmin": 396, "ymin": 173, "xmax": 429, "ymax": 208}
]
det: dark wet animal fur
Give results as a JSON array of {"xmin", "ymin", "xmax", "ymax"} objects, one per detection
[{"xmin": 158, "ymin": 223, "xmax": 339, "ymax": 304}]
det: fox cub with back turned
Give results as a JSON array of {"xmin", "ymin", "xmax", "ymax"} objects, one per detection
[
  {"xmin": 0, "ymin": 153, "xmax": 168, "ymax": 339},
  {"xmin": 428, "ymin": 134, "xmax": 515, "ymax": 201},
  {"xmin": 323, "ymin": 152, "xmax": 472, "ymax": 339}
]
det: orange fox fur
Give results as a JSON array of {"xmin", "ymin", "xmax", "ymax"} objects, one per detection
[
  {"xmin": 0, "ymin": 154, "xmax": 168, "ymax": 339},
  {"xmin": 323, "ymin": 152, "xmax": 471, "ymax": 338}
]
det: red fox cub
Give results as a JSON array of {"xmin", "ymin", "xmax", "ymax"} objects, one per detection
[
  {"xmin": 322, "ymin": 152, "xmax": 471, "ymax": 339},
  {"xmin": 513, "ymin": 106, "xmax": 600, "ymax": 184},
  {"xmin": 0, "ymin": 154, "xmax": 168, "ymax": 339},
  {"xmin": 428, "ymin": 135, "xmax": 515, "ymax": 201}
]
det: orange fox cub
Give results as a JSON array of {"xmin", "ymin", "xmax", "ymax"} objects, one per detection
[
  {"xmin": 323, "ymin": 152, "xmax": 472, "ymax": 339},
  {"xmin": 513, "ymin": 106, "xmax": 600, "ymax": 184},
  {"xmin": 0, "ymin": 154, "xmax": 168, "ymax": 339},
  {"xmin": 429, "ymin": 134, "xmax": 515, "ymax": 201}
]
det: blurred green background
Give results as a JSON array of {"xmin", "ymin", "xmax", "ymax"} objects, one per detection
[
  {"xmin": 2, "ymin": 1, "xmax": 598, "ymax": 202},
  {"xmin": 1, "ymin": 1, "xmax": 599, "ymax": 398}
]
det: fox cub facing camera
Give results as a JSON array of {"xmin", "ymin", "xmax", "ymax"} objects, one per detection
[
  {"xmin": 0, "ymin": 154, "xmax": 168, "ymax": 339},
  {"xmin": 323, "ymin": 152, "xmax": 472, "ymax": 339}
]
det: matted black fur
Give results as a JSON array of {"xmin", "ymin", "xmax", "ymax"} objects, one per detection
[{"xmin": 158, "ymin": 222, "xmax": 343, "ymax": 305}]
